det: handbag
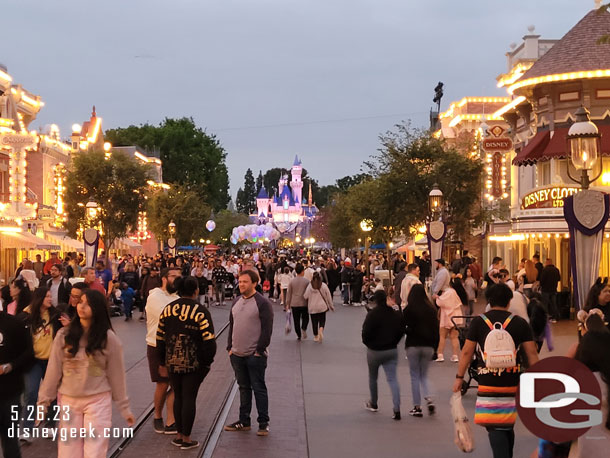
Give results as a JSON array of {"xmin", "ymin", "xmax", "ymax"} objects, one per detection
[
  {"xmin": 450, "ymin": 392, "xmax": 475, "ymax": 453},
  {"xmin": 284, "ymin": 309, "xmax": 292, "ymax": 335},
  {"xmin": 262, "ymin": 280, "xmax": 270, "ymax": 292}
]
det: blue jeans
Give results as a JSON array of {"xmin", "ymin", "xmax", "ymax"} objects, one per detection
[
  {"xmin": 406, "ymin": 346, "xmax": 434, "ymax": 406},
  {"xmin": 367, "ymin": 348, "xmax": 400, "ymax": 412},
  {"xmin": 230, "ymin": 354, "xmax": 269, "ymax": 425},
  {"xmin": 24, "ymin": 359, "xmax": 48, "ymax": 429},
  {"xmin": 342, "ymin": 283, "xmax": 351, "ymax": 304}
]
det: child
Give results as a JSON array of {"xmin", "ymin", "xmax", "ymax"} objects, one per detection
[{"xmin": 120, "ymin": 282, "xmax": 135, "ymax": 321}]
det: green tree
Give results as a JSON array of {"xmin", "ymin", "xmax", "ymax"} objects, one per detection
[
  {"xmin": 63, "ymin": 150, "xmax": 150, "ymax": 251},
  {"xmin": 147, "ymin": 184, "xmax": 211, "ymax": 245},
  {"xmin": 105, "ymin": 117, "xmax": 230, "ymax": 211},
  {"xmin": 210, "ymin": 210, "xmax": 251, "ymax": 244},
  {"xmin": 256, "ymin": 171, "xmax": 264, "ymax": 195},
  {"xmin": 263, "ymin": 168, "xmax": 287, "ymax": 197},
  {"xmin": 236, "ymin": 169, "xmax": 256, "ymax": 214}
]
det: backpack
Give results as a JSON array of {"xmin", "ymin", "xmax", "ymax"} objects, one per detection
[{"xmin": 480, "ymin": 314, "xmax": 517, "ymax": 369}]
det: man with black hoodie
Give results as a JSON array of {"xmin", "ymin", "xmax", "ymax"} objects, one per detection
[{"xmin": 0, "ymin": 312, "xmax": 34, "ymax": 457}]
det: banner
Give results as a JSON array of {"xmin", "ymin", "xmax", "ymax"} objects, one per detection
[
  {"xmin": 563, "ymin": 190, "xmax": 610, "ymax": 310},
  {"xmin": 427, "ymin": 220, "xmax": 446, "ymax": 278},
  {"xmin": 83, "ymin": 228, "xmax": 99, "ymax": 268}
]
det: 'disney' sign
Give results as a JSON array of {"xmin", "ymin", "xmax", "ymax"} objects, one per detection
[
  {"xmin": 0, "ymin": 133, "xmax": 38, "ymax": 149},
  {"xmin": 521, "ymin": 186, "xmax": 580, "ymax": 210}
]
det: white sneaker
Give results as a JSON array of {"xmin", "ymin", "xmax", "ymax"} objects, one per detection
[
  {"xmin": 435, "ymin": 355, "xmax": 445, "ymax": 362},
  {"xmin": 451, "ymin": 355, "xmax": 459, "ymax": 363}
]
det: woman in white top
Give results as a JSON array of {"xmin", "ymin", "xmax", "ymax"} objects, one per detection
[
  {"xmin": 304, "ymin": 272, "xmax": 334, "ymax": 342},
  {"xmin": 433, "ymin": 279, "xmax": 463, "ymax": 363},
  {"xmin": 277, "ymin": 267, "xmax": 292, "ymax": 306},
  {"xmin": 463, "ymin": 267, "xmax": 477, "ymax": 315}
]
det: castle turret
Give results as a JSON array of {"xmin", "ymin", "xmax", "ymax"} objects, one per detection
[
  {"xmin": 290, "ymin": 155, "xmax": 303, "ymax": 206},
  {"xmin": 256, "ymin": 186, "xmax": 271, "ymax": 218}
]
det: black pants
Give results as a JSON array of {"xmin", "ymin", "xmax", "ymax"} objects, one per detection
[
  {"xmin": 268, "ymin": 279, "xmax": 275, "ymax": 298},
  {"xmin": 0, "ymin": 394, "xmax": 22, "ymax": 458},
  {"xmin": 292, "ymin": 307, "xmax": 309, "ymax": 338},
  {"xmin": 486, "ymin": 427, "xmax": 515, "ymax": 458},
  {"xmin": 169, "ymin": 368, "xmax": 209, "ymax": 436},
  {"xmin": 310, "ymin": 312, "xmax": 326, "ymax": 336}
]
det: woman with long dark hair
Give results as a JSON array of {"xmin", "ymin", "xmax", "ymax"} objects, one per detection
[
  {"xmin": 403, "ymin": 284, "xmax": 439, "ymax": 417},
  {"xmin": 38, "ymin": 289, "xmax": 134, "ymax": 457},
  {"xmin": 157, "ymin": 276, "xmax": 216, "ymax": 450},
  {"xmin": 19, "ymin": 287, "xmax": 62, "ymax": 434},
  {"xmin": 304, "ymin": 272, "xmax": 334, "ymax": 342},
  {"xmin": 7, "ymin": 278, "xmax": 31, "ymax": 315},
  {"xmin": 584, "ymin": 279, "xmax": 610, "ymax": 330},
  {"xmin": 326, "ymin": 260, "xmax": 340, "ymax": 297}
]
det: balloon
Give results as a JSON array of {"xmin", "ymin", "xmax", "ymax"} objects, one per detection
[{"xmin": 206, "ymin": 220, "xmax": 216, "ymax": 232}]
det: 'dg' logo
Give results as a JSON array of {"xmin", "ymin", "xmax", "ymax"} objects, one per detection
[{"xmin": 517, "ymin": 356, "xmax": 603, "ymax": 442}]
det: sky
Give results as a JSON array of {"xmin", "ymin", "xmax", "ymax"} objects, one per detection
[{"xmin": 3, "ymin": 0, "xmax": 594, "ymax": 197}]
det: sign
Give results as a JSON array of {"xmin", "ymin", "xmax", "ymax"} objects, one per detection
[
  {"xmin": 482, "ymin": 138, "xmax": 513, "ymax": 151},
  {"xmin": 517, "ymin": 356, "xmax": 602, "ymax": 443},
  {"xmin": 0, "ymin": 133, "xmax": 37, "ymax": 149},
  {"xmin": 482, "ymin": 125, "xmax": 512, "ymax": 199},
  {"xmin": 521, "ymin": 186, "xmax": 579, "ymax": 210}
]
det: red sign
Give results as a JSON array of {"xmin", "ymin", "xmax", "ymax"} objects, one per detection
[
  {"xmin": 491, "ymin": 152, "xmax": 503, "ymax": 198},
  {"xmin": 482, "ymin": 138, "xmax": 513, "ymax": 151}
]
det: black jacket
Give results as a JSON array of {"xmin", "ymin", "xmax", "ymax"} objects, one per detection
[
  {"xmin": 403, "ymin": 303, "xmax": 439, "ymax": 349},
  {"xmin": 540, "ymin": 265, "xmax": 561, "ymax": 293},
  {"xmin": 46, "ymin": 276, "xmax": 72, "ymax": 305},
  {"xmin": 0, "ymin": 313, "xmax": 34, "ymax": 398},
  {"xmin": 362, "ymin": 305, "xmax": 404, "ymax": 351}
]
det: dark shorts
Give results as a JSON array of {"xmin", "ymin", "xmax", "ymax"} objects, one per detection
[{"xmin": 147, "ymin": 345, "xmax": 169, "ymax": 383}]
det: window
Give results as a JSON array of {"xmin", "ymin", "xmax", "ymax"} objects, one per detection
[
  {"xmin": 559, "ymin": 91, "xmax": 579, "ymax": 102},
  {"xmin": 283, "ymin": 199, "xmax": 289, "ymax": 210},
  {"xmin": 537, "ymin": 161, "xmax": 551, "ymax": 186},
  {"xmin": 596, "ymin": 89, "xmax": 610, "ymax": 99},
  {"xmin": 0, "ymin": 154, "xmax": 8, "ymax": 202}
]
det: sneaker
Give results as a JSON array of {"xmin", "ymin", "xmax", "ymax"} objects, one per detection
[
  {"xmin": 409, "ymin": 406, "xmax": 423, "ymax": 417},
  {"xmin": 342, "ymin": 303, "xmax": 349, "ymax": 306},
  {"xmin": 392, "ymin": 411, "xmax": 401, "ymax": 420},
  {"xmin": 153, "ymin": 418, "xmax": 164, "ymax": 434},
  {"xmin": 139, "ymin": 314, "xmax": 145, "ymax": 322},
  {"xmin": 549, "ymin": 318, "xmax": 558, "ymax": 323},
  {"xmin": 425, "ymin": 397, "xmax": 435, "ymax": 415},
  {"xmin": 180, "ymin": 440, "xmax": 199, "ymax": 450},
  {"xmin": 365, "ymin": 401, "xmax": 379, "ymax": 412},
  {"xmin": 257, "ymin": 423, "xmax": 270, "ymax": 436},
  {"xmin": 164, "ymin": 423, "xmax": 177, "ymax": 435},
  {"xmin": 451, "ymin": 355, "xmax": 459, "ymax": 363},
  {"xmin": 224, "ymin": 421, "xmax": 251, "ymax": 431},
  {"xmin": 313, "ymin": 335, "xmax": 319, "ymax": 342},
  {"xmin": 302, "ymin": 329, "xmax": 307, "ymax": 339},
  {"xmin": 435, "ymin": 355, "xmax": 445, "ymax": 362},
  {"xmin": 171, "ymin": 438, "xmax": 183, "ymax": 447}
]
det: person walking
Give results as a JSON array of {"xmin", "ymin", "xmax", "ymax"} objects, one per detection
[
  {"xmin": 19, "ymin": 287, "xmax": 62, "ymax": 437},
  {"xmin": 46, "ymin": 263, "xmax": 72, "ymax": 308},
  {"xmin": 38, "ymin": 289, "xmax": 135, "ymax": 458},
  {"xmin": 145, "ymin": 267, "xmax": 180, "ymax": 434},
  {"xmin": 340, "ymin": 258, "xmax": 354, "ymax": 305},
  {"xmin": 452, "ymin": 283, "xmax": 539, "ymax": 458},
  {"xmin": 286, "ymin": 263, "xmax": 310, "ymax": 340},
  {"xmin": 212, "ymin": 259, "xmax": 229, "ymax": 306},
  {"xmin": 404, "ymin": 284, "xmax": 439, "ymax": 417},
  {"xmin": 326, "ymin": 260, "xmax": 340, "ymax": 298},
  {"xmin": 393, "ymin": 262, "xmax": 407, "ymax": 308},
  {"xmin": 277, "ymin": 267, "xmax": 292, "ymax": 306},
  {"xmin": 304, "ymin": 272, "xmax": 334, "ymax": 342},
  {"xmin": 362, "ymin": 290, "xmax": 404, "ymax": 420},
  {"xmin": 0, "ymin": 307, "xmax": 34, "ymax": 458},
  {"xmin": 224, "ymin": 270, "xmax": 274, "ymax": 436},
  {"xmin": 540, "ymin": 258, "xmax": 561, "ymax": 322},
  {"xmin": 399, "ymin": 263, "xmax": 421, "ymax": 310},
  {"xmin": 430, "ymin": 259, "xmax": 450, "ymax": 297},
  {"xmin": 156, "ymin": 276, "xmax": 216, "ymax": 450},
  {"xmin": 433, "ymin": 279, "xmax": 463, "ymax": 362}
]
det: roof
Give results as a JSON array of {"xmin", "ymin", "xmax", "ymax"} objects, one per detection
[
  {"xmin": 257, "ymin": 186, "xmax": 269, "ymax": 199},
  {"xmin": 516, "ymin": 9, "xmax": 610, "ymax": 82},
  {"xmin": 293, "ymin": 155, "xmax": 301, "ymax": 166},
  {"xmin": 279, "ymin": 185, "xmax": 295, "ymax": 206}
]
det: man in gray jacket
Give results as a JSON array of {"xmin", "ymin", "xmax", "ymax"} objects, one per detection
[
  {"xmin": 431, "ymin": 259, "xmax": 451, "ymax": 297},
  {"xmin": 287, "ymin": 263, "xmax": 310, "ymax": 340}
]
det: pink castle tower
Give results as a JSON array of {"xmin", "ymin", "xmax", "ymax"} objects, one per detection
[{"xmin": 290, "ymin": 155, "xmax": 303, "ymax": 208}]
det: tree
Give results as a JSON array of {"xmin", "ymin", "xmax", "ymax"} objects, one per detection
[
  {"xmin": 105, "ymin": 117, "xmax": 230, "ymax": 211},
  {"xmin": 263, "ymin": 168, "xmax": 287, "ymax": 197},
  {"xmin": 63, "ymin": 150, "xmax": 150, "ymax": 251},
  {"xmin": 256, "ymin": 171, "xmax": 263, "ymax": 195},
  {"xmin": 210, "ymin": 210, "xmax": 251, "ymax": 244},
  {"xmin": 236, "ymin": 169, "xmax": 256, "ymax": 214},
  {"xmin": 147, "ymin": 184, "xmax": 211, "ymax": 245}
]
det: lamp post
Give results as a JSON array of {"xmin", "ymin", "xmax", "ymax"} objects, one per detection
[
  {"xmin": 84, "ymin": 198, "xmax": 100, "ymax": 267},
  {"xmin": 427, "ymin": 184, "xmax": 446, "ymax": 278},
  {"xmin": 168, "ymin": 220, "xmax": 177, "ymax": 257},
  {"xmin": 360, "ymin": 219, "xmax": 373, "ymax": 277},
  {"xmin": 563, "ymin": 106, "xmax": 609, "ymax": 313}
]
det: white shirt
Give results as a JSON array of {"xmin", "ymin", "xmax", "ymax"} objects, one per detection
[{"xmin": 145, "ymin": 287, "xmax": 179, "ymax": 347}]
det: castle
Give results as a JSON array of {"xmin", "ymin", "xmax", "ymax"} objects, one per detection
[{"xmin": 253, "ymin": 155, "xmax": 318, "ymax": 226}]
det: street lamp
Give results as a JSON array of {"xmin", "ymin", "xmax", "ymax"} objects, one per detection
[
  {"xmin": 295, "ymin": 235, "xmax": 301, "ymax": 243},
  {"xmin": 84, "ymin": 198, "xmax": 99, "ymax": 267},
  {"xmin": 427, "ymin": 185, "xmax": 446, "ymax": 278},
  {"xmin": 168, "ymin": 220, "xmax": 176, "ymax": 236},
  {"xmin": 360, "ymin": 219, "xmax": 373, "ymax": 277},
  {"xmin": 428, "ymin": 183, "xmax": 444, "ymax": 216},
  {"xmin": 86, "ymin": 197, "xmax": 98, "ymax": 221},
  {"xmin": 168, "ymin": 220, "xmax": 177, "ymax": 256},
  {"xmin": 566, "ymin": 107, "xmax": 603, "ymax": 190}
]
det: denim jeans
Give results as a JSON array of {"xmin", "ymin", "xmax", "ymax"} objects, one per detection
[
  {"xmin": 230, "ymin": 354, "xmax": 269, "ymax": 425},
  {"xmin": 0, "ymin": 394, "xmax": 21, "ymax": 458},
  {"xmin": 24, "ymin": 358, "xmax": 48, "ymax": 429},
  {"xmin": 406, "ymin": 346, "xmax": 434, "ymax": 406},
  {"xmin": 342, "ymin": 283, "xmax": 351, "ymax": 304},
  {"xmin": 367, "ymin": 348, "xmax": 400, "ymax": 412},
  {"xmin": 486, "ymin": 427, "xmax": 515, "ymax": 458}
]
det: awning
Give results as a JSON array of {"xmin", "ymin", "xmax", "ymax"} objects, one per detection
[
  {"xmin": 204, "ymin": 244, "xmax": 220, "ymax": 253},
  {"xmin": 45, "ymin": 231, "xmax": 84, "ymax": 252},
  {"xmin": 0, "ymin": 231, "xmax": 61, "ymax": 250},
  {"xmin": 512, "ymin": 130, "xmax": 550, "ymax": 166}
]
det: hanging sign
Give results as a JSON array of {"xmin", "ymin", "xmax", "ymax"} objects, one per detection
[
  {"xmin": 482, "ymin": 125, "xmax": 512, "ymax": 199},
  {"xmin": 521, "ymin": 186, "xmax": 580, "ymax": 210}
]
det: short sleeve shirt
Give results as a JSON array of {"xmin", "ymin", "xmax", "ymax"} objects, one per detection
[{"xmin": 466, "ymin": 310, "xmax": 533, "ymax": 387}]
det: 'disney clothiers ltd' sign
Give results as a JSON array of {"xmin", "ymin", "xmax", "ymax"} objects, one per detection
[{"xmin": 521, "ymin": 186, "xmax": 580, "ymax": 210}]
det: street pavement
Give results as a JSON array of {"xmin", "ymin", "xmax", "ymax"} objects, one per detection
[{"xmin": 20, "ymin": 293, "xmax": 579, "ymax": 458}]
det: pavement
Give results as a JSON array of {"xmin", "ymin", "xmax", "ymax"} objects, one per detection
[{"xmin": 20, "ymin": 293, "xmax": 580, "ymax": 458}]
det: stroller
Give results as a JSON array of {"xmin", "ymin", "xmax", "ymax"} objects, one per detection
[
  {"xmin": 224, "ymin": 273, "xmax": 235, "ymax": 299},
  {"xmin": 451, "ymin": 315, "xmax": 481, "ymax": 396},
  {"xmin": 109, "ymin": 286, "xmax": 124, "ymax": 317}
]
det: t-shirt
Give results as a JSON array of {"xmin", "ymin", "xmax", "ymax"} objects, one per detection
[{"xmin": 230, "ymin": 295, "xmax": 261, "ymax": 356}]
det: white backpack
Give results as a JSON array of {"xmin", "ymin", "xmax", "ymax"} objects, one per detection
[{"xmin": 480, "ymin": 314, "xmax": 517, "ymax": 369}]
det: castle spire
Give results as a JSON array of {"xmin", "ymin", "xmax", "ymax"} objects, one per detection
[{"xmin": 308, "ymin": 180, "xmax": 313, "ymax": 208}]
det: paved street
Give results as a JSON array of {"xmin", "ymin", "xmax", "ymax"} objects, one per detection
[{"xmin": 21, "ymin": 293, "xmax": 578, "ymax": 458}]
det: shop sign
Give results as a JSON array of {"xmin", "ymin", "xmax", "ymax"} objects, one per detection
[
  {"xmin": 521, "ymin": 186, "xmax": 580, "ymax": 210},
  {"xmin": 482, "ymin": 138, "xmax": 513, "ymax": 151},
  {"xmin": 0, "ymin": 133, "xmax": 37, "ymax": 149},
  {"xmin": 483, "ymin": 125, "xmax": 512, "ymax": 199}
]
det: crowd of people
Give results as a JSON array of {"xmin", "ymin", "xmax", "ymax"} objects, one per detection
[{"xmin": 0, "ymin": 245, "xmax": 608, "ymax": 458}]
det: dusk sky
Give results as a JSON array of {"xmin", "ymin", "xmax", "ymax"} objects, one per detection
[{"xmin": 3, "ymin": 1, "xmax": 594, "ymax": 196}]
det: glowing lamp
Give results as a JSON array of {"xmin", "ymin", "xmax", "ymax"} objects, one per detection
[
  {"xmin": 72, "ymin": 124, "xmax": 82, "ymax": 134},
  {"xmin": 566, "ymin": 107, "xmax": 603, "ymax": 189},
  {"xmin": 428, "ymin": 184, "xmax": 443, "ymax": 214},
  {"xmin": 360, "ymin": 219, "xmax": 373, "ymax": 232},
  {"xmin": 103, "ymin": 142, "xmax": 112, "ymax": 152},
  {"xmin": 168, "ymin": 220, "xmax": 176, "ymax": 236},
  {"xmin": 86, "ymin": 198, "xmax": 98, "ymax": 219}
]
